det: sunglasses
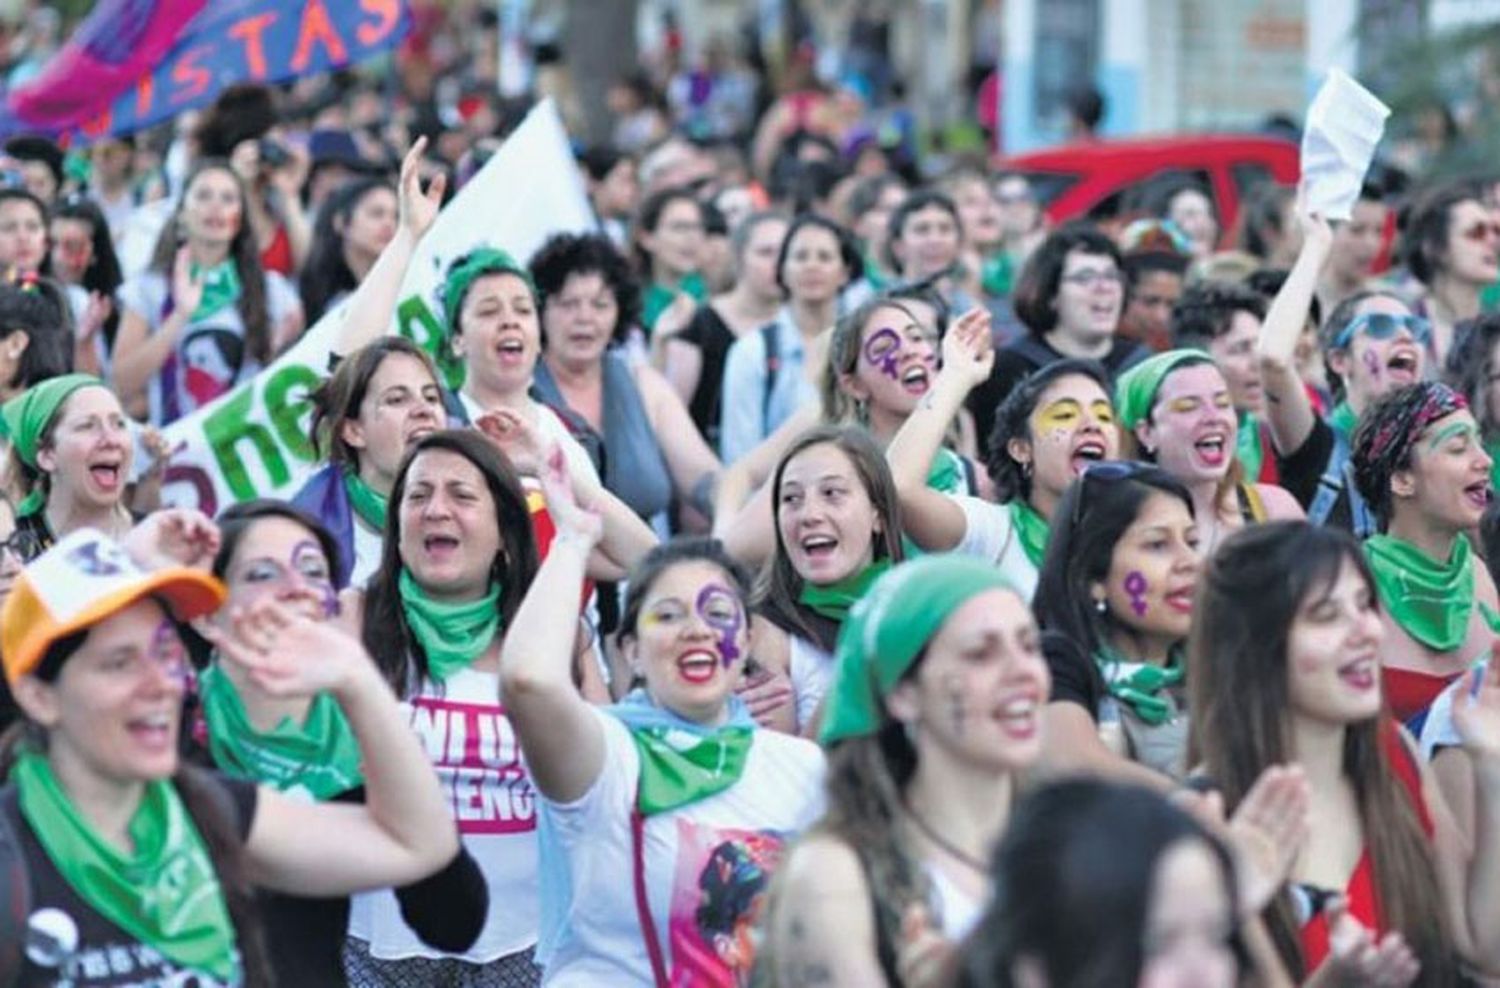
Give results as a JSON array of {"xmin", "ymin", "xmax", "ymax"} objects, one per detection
[
  {"xmin": 1330, "ymin": 312, "xmax": 1431, "ymax": 351},
  {"xmin": 1461, "ymin": 221, "xmax": 1500, "ymax": 242},
  {"xmin": 1071, "ymin": 460, "xmax": 1154, "ymax": 529}
]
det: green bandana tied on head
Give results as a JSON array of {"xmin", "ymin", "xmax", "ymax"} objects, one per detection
[
  {"xmin": 799, "ymin": 558, "xmax": 893, "ymax": 623},
  {"xmin": 1096, "ymin": 647, "xmax": 1184, "ymax": 726},
  {"xmin": 343, "ymin": 468, "xmax": 388, "ymax": 532},
  {"xmin": 1237, "ymin": 413, "xmax": 1263, "ymax": 482},
  {"xmin": 190, "ymin": 261, "xmax": 241, "ymax": 321},
  {"xmin": 1328, "ymin": 401, "xmax": 1359, "ymax": 441},
  {"xmin": 398, "ymin": 568, "xmax": 503, "ymax": 680},
  {"xmin": 1364, "ymin": 534, "xmax": 1475, "ymax": 653},
  {"xmin": 12, "ymin": 751, "xmax": 239, "ymax": 981},
  {"xmin": 1115, "ymin": 350, "xmax": 1212, "ymax": 431},
  {"xmin": 0, "ymin": 373, "xmax": 105, "ymax": 517},
  {"xmin": 1009, "ymin": 501, "xmax": 1051, "ymax": 568},
  {"xmin": 441, "ymin": 248, "xmax": 537, "ymax": 390},
  {"xmin": 199, "ymin": 664, "xmax": 363, "ymax": 800},
  {"xmin": 821, "ymin": 555, "xmax": 1018, "ymax": 745}
]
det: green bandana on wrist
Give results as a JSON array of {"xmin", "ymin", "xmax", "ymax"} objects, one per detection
[
  {"xmin": 1010, "ymin": 501, "xmax": 1051, "ymax": 568},
  {"xmin": 12, "ymin": 751, "xmax": 239, "ymax": 981},
  {"xmin": 199, "ymin": 664, "xmax": 362, "ymax": 800},
  {"xmin": 398, "ymin": 568, "xmax": 502, "ymax": 680},
  {"xmin": 1096, "ymin": 648, "xmax": 1184, "ymax": 726},
  {"xmin": 190, "ymin": 261, "xmax": 242, "ymax": 321},
  {"xmin": 343, "ymin": 468, "xmax": 389, "ymax": 532},
  {"xmin": 1237, "ymin": 412, "xmax": 1263, "ymax": 482},
  {"xmin": 798, "ymin": 559, "xmax": 892, "ymax": 624},
  {"xmin": 1364, "ymin": 534, "xmax": 1475, "ymax": 652},
  {"xmin": 1328, "ymin": 401, "xmax": 1359, "ymax": 441}
]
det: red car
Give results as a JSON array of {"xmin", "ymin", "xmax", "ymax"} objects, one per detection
[{"xmin": 996, "ymin": 134, "xmax": 1301, "ymax": 236}]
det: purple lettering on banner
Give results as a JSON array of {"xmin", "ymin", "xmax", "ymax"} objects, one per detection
[
  {"xmin": 861, "ymin": 327, "xmax": 903, "ymax": 380},
  {"xmin": 1125, "ymin": 571, "xmax": 1149, "ymax": 617},
  {"xmin": 696, "ymin": 583, "xmax": 744, "ymax": 666}
]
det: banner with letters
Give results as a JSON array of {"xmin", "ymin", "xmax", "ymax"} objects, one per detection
[{"xmin": 154, "ymin": 99, "xmax": 595, "ymax": 516}]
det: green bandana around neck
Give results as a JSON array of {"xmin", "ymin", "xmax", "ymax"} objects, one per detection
[
  {"xmin": 1096, "ymin": 648, "xmax": 1185, "ymax": 726},
  {"xmin": 12, "ymin": 751, "xmax": 238, "ymax": 981},
  {"xmin": 1237, "ymin": 412, "xmax": 1263, "ymax": 482},
  {"xmin": 641, "ymin": 272, "xmax": 707, "ymax": 332},
  {"xmin": 343, "ymin": 468, "xmax": 389, "ymax": 532},
  {"xmin": 1328, "ymin": 401, "xmax": 1358, "ymax": 441},
  {"xmin": 1363, "ymin": 534, "xmax": 1475, "ymax": 653},
  {"xmin": 199, "ymin": 664, "xmax": 362, "ymax": 800},
  {"xmin": 1115, "ymin": 350, "xmax": 1211, "ymax": 430},
  {"xmin": 631, "ymin": 725, "xmax": 755, "ymax": 816},
  {"xmin": 190, "ymin": 260, "xmax": 241, "ymax": 321},
  {"xmin": 398, "ymin": 568, "xmax": 502, "ymax": 680},
  {"xmin": 1010, "ymin": 501, "xmax": 1051, "ymax": 568},
  {"xmin": 799, "ymin": 558, "xmax": 893, "ymax": 624}
]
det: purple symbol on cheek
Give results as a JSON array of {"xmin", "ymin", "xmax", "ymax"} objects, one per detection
[
  {"xmin": 1362, "ymin": 348, "xmax": 1381, "ymax": 381},
  {"xmin": 291, "ymin": 540, "xmax": 338, "ymax": 617},
  {"xmin": 862, "ymin": 327, "xmax": 903, "ymax": 381},
  {"xmin": 150, "ymin": 619, "xmax": 187, "ymax": 681},
  {"xmin": 695, "ymin": 584, "xmax": 744, "ymax": 667},
  {"xmin": 1124, "ymin": 572, "xmax": 1149, "ymax": 617}
]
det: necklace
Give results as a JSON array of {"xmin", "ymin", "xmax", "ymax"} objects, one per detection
[{"xmin": 901, "ymin": 800, "xmax": 988, "ymax": 874}]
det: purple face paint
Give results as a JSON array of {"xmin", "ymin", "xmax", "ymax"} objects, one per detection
[
  {"xmin": 1124, "ymin": 571, "xmax": 1149, "ymax": 618},
  {"xmin": 1362, "ymin": 347, "xmax": 1381, "ymax": 382},
  {"xmin": 943, "ymin": 672, "xmax": 967, "ymax": 735},
  {"xmin": 695, "ymin": 583, "xmax": 744, "ymax": 667},
  {"xmin": 149, "ymin": 618, "xmax": 188, "ymax": 682},
  {"xmin": 290, "ymin": 539, "xmax": 338, "ymax": 617},
  {"xmin": 861, "ymin": 327, "xmax": 903, "ymax": 380}
]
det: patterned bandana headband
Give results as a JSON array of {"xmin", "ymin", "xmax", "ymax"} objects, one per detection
[{"xmin": 1352, "ymin": 383, "xmax": 1468, "ymax": 521}]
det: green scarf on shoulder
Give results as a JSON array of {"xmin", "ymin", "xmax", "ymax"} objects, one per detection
[
  {"xmin": 1237, "ymin": 412, "xmax": 1263, "ymax": 482},
  {"xmin": 1364, "ymin": 534, "xmax": 1475, "ymax": 653},
  {"xmin": 799, "ymin": 559, "xmax": 893, "ymax": 624},
  {"xmin": 343, "ymin": 468, "xmax": 389, "ymax": 531},
  {"xmin": 398, "ymin": 568, "xmax": 502, "ymax": 680},
  {"xmin": 1010, "ymin": 501, "xmax": 1051, "ymax": 568},
  {"xmin": 1096, "ymin": 649, "xmax": 1185, "ymax": 726}
]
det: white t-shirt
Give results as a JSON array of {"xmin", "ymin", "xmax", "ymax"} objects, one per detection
[
  {"xmin": 538, "ymin": 706, "xmax": 825, "ymax": 987},
  {"xmin": 787, "ymin": 634, "xmax": 834, "ymax": 732},
  {"xmin": 924, "ymin": 862, "xmax": 983, "ymax": 940},
  {"xmin": 349, "ymin": 667, "xmax": 538, "ymax": 962},
  {"xmin": 118, "ymin": 268, "xmax": 300, "ymax": 425},
  {"xmin": 349, "ymin": 516, "xmax": 383, "ymax": 591},
  {"xmin": 456, "ymin": 390, "xmax": 601, "ymax": 488},
  {"xmin": 952, "ymin": 496, "xmax": 1040, "ymax": 601}
]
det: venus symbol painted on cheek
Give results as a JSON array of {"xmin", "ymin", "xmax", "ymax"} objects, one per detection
[
  {"xmin": 696, "ymin": 584, "xmax": 744, "ymax": 667},
  {"xmin": 1362, "ymin": 348, "xmax": 1381, "ymax": 383},
  {"xmin": 862, "ymin": 328, "xmax": 903, "ymax": 380},
  {"xmin": 1124, "ymin": 572, "xmax": 1149, "ymax": 617},
  {"xmin": 150, "ymin": 618, "xmax": 186, "ymax": 682},
  {"xmin": 291, "ymin": 539, "xmax": 338, "ymax": 616}
]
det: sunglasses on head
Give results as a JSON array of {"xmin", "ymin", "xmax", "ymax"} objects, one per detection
[
  {"xmin": 1461, "ymin": 220, "xmax": 1500, "ymax": 242},
  {"xmin": 1071, "ymin": 460, "xmax": 1154, "ymax": 529},
  {"xmin": 1331, "ymin": 312, "xmax": 1431, "ymax": 351}
]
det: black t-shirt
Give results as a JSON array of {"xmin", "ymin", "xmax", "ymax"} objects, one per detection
[
  {"xmin": 1043, "ymin": 631, "xmax": 1106, "ymax": 719},
  {"xmin": 966, "ymin": 334, "xmax": 1152, "ymax": 444},
  {"xmin": 5, "ymin": 774, "xmax": 256, "ymax": 987},
  {"xmin": 1274, "ymin": 416, "xmax": 1355, "ymax": 533},
  {"xmin": 675, "ymin": 303, "xmax": 735, "ymax": 449}
]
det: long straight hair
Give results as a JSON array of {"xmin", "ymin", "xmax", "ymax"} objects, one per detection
[{"xmin": 1188, "ymin": 522, "xmax": 1459, "ymax": 983}]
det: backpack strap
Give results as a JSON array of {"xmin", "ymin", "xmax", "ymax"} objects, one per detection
[
  {"xmin": 0, "ymin": 786, "xmax": 31, "ymax": 988},
  {"xmin": 1308, "ymin": 426, "xmax": 1375, "ymax": 537},
  {"xmin": 760, "ymin": 321, "xmax": 781, "ymax": 437}
]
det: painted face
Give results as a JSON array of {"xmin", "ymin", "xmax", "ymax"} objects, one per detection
[
  {"xmin": 1021, "ymin": 374, "xmax": 1119, "ymax": 503},
  {"xmin": 221, "ymin": 517, "xmax": 337, "ymax": 624},
  {"xmin": 1333, "ymin": 295, "xmax": 1424, "ymax": 405},
  {"xmin": 889, "ymin": 589, "xmax": 1049, "ymax": 772},
  {"xmin": 1100, "ymin": 492, "xmax": 1200, "ymax": 642},
  {"xmin": 1121, "ymin": 269, "xmax": 1183, "ymax": 344},
  {"xmin": 342, "ymin": 186, "xmax": 398, "ymax": 260},
  {"xmin": 1328, "ymin": 200, "xmax": 1386, "ymax": 285},
  {"xmin": 892, "ymin": 204, "xmax": 961, "ymax": 280},
  {"xmin": 846, "ymin": 304, "xmax": 938, "ymax": 419},
  {"xmin": 397, "ymin": 448, "xmax": 504, "ymax": 600},
  {"xmin": 1400, "ymin": 408, "xmax": 1493, "ymax": 531},
  {"xmin": 180, "ymin": 168, "xmax": 244, "ymax": 246},
  {"xmin": 1138, "ymin": 839, "xmax": 1239, "ymax": 988},
  {"xmin": 49, "ymin": 217, "xmax": 94, "ymax": 284},
  {"xmin": 740, "ymin": 217, "xmax": 789, "ymax": 303},
  {"xmin": 25, "ymin": 599, "xmax": 188, "ymax": 783},
  {"xmin": 781, "ymin": 224, "xmax": 848, "ymax": 305},
  {"xmin": 36, "ymin": 386, "xmax": 132, "ymax": 511},
  {"xmin": 1167, "ymin": 189, "xmax": 1217, "ymax": 258},
  {"xmin": 1139, "ymin": 363, "xmax": 1237, "ymax": 484},
  {"xmin": 1053, "ymin": 249, "xmax": 1124, "ymax": 346},
  {"xmin": 454, "ymin": 271, "xmax": 540, "ymax": 396},
  {"xmin": 631, "ymin": 560, "xmax": 751, "ymax": 722},
  {"xmin": 1206, "ymin": 310, "xmax": 1265, "ymax": 414},
  {"xmin": 342, "ymin": 351, "xmax": 444, "ymax": 488},
  {"xmin": 1285, "ymin": 557, "xmax": 1383, "ymax": 726},
  {"xmin": 952, "ymin": 178, "xmax": 1001, "ymax": 250},
  {"xmin": 542, "ymin": 271, "xmax": 620, "ymax": 369},
  {"xmin": 777, "ymin": 442, "xmax": 883, "ymax": 586},
  {"xmin": 0, "ymin": 198, "xmax": 46, "ymax": 273},
  {"xmin": 644, "ymin": 198, "xmax": 705, "ymax": 279},
  {"xmin": 1442, "ymin": 198, "xmax": 1500, "ymax": 286}
]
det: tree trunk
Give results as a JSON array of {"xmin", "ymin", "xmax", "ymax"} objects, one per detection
[{"xmin": 565, "ymin": 0, "xmax": 640, "ymax": 147}]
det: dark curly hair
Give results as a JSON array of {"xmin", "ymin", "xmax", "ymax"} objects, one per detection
[
  {"xmin": 1400, "ymin": 180, "xmax": 1486, "ymax": 286},
  {"xmin": 1445, "ymin": 313, "xmax": 1500, "ymax": 440},
  {"xmin": 1170, "ymin": 279, "xmax": 1266, "ymax": 350},
  {"xmin": 1012, "ymin": 222, "xmax": 1122, "ymax": 336},
  {"xmin": 527, "ymin": 231, "xmax": 643, "ymax": 344},
  {"xmin": 985, "ymin": 358, "xmax": 1112, "ymax": 503},
  {"xmin": 1351, "ymin": 381, "xmax": 1468, "ymax": 531}
]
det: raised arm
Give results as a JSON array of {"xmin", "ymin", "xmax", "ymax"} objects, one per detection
[
  {"xmin": 332, "ymin": 138, "xmax": 446, "ymax": 357},
  {"xmin": 112, "ymin": 248, "xmax": 202, "ymax": 408},
  {"xmin": 1257, "ymin": 210, "xmax": 1331, "ymax": 456}
]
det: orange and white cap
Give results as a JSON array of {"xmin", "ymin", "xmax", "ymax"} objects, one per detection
[{"xmin": 1, "ymin": 528, "xmax": 226, "ymax": 685}]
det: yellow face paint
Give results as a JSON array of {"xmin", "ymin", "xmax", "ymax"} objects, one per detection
[
  {"xmin": 1089, "ymin": 400, "xmax": 1115, "ymax": 425},
  {"xmin": 1033, "ymin": 399, "xmax": 1082, "ymax": 433}
]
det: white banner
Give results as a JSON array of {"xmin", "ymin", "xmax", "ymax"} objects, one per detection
[{"xmin": 155, "ymin": 100, "xmax": 595, "ymax": 515}]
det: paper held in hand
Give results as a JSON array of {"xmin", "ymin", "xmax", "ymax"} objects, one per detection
[{"xmin": 1300, "ymin": 69, "xmax": 1391, "ymax": 221}]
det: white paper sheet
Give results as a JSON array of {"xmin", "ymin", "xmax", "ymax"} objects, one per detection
[{"xmin": 1300, "ymin": 69, "xmax": 1391, "ymax": 221}]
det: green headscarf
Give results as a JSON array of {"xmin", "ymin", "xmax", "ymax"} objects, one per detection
[
  {"xmin": 0, "ymin": 374, "xmax": 106, "ymax": 516},
  {"xmin": 1115, "ymin": 350, "xmax": 1212, "ymax": 431},
  {"xmin": 820, "ymin": 556, "xmax": 1019, "ymax": 745},
  {"xmin": 441, "ymin": 247, "xmax": 536, "ymax": 388}
]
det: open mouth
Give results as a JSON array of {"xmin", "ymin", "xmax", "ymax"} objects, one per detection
[
  {"xmin": 405, "ymin": 424, "xmax": 437, "ymax": 446},
  {"xmin": 1386, "ymin": 350, "xmax": 1419, "ymax": 381},
  {"xmin": 423, "ymin": 534, "xmax": 461, "ymax": 557},
  {"xmin": 677, "ymin": 650, "xmax": 719, "ymax": 684},
  {"xmin": 496, "ymin": 337, "xmax": 526, "ymax": 362},
  {"xmin": 1337, "ymin": 656, "xmax": 1376, "ymax": 691},
  {"xmin": 1165, "ymin": 587, "xmax": 1195, "ymax": 612},
  {"xmin": 127, "ymin": 712, "xmax": 175, "ymax": 750},
  {"xmin": 799, "ymin": 534, "xmax": 839, "ymax": 562},
  {"xmin": 1465, "ymin": 480, "xmax": 1492, "ymax": 510},
  {"xmin": 1070, "ymin": 439, "xmax": 1107, "ymax": 474},
  {"xmin": 88, "ymin": 462, "xmax": 122, "ymax": 492},
  {"xmin": 1194, "ymin": 435, "xmax": 1228, "ymax": 468},
  {"xmin": 900, "ymin": 365, "xmax": 930, "ymax": 395},
  {"xmin": 991, "ymin": 696, "xmax": 1039, "ymax": 740}
]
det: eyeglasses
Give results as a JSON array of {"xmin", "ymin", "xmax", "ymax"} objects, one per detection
[
  {"xmin": 1071, "ymin": 460, "xmax": 1154, "ymax": 528},
  {"xmin": 1461, "ymin": 221, "xmax": 1500, "ymax": 242},
  {"xmin": 1060, "ymin": 268, "xmax": 1125, "ymax": 289},
  {"xmin": 1330, "ymin": 312, "xmax": 1431, "ymax": 351}
]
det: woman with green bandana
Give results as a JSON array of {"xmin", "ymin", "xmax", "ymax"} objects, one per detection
[
  {"xmin": 634, "ymin": 187, "xmax": 709, "ymax": 336},
  {"xmin": 114, "ymin": 159, "xmax": 303, "ymax": 426},
  {"xmin": 1349, "ymin": 381, "xmax": 1500, "ymax": 733},
  {"xmin": 1033, "ymin": 462, "xmax": 1201, "ymax": 787},
  {"xmin": 503, "ymin": 456, "xmax": 823, "ymax": 986},
  {"xmin": 2, "ymin": 374, "xmax": 134, "ymax": 563},
  {"xmin": 763, "ymin": 555, "xmax": 1048, "ymax": 984},
  {"xmin": 343, "ymin": 429, "xmax": 606, "ymax": 985},
  {"xmin": 886, "ymin": 309, "xmax": 1119, "ymax": 602},
  {"xmin": 0, "ymin": 527, "xmax": 458, "ymax": 987},
  {"xmin": 752, "ymin": 425, "xmax": 905, "ymax": 736},
  {"xmin": 1116, "ymin": 349, "xmax": 1302, "ymax": 556},
  {"xmin": 188, "ymin": 499, "xmax": 488, "ymax": 985}
]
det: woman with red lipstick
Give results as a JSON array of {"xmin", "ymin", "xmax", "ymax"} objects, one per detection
[
  {"xmin": 113, "ymin": 160, "xmax": 303, "ymax": 426},
  {"xmin": 1192, "ymin": 521, "xmax": 1500, "ymax": 982},
  {"xmin": 502, "ymin": 457, "xmax": 823, "ymax": 986},
  {"xmin": 1033, "ymin": 462, "xmax": 1201, "ymax": 786},
  {"xmin": 1350, "ymin": 382, "xmax": 1499, "ymax": 734}
]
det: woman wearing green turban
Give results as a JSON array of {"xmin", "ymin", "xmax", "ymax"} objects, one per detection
[
  {"xmin": 1, "ymin": 373, "xmax": 134, "ymax": 562},
  {"xmin": 763, "ymin": 555, "xmax": 1050, "ymax": 983}
]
